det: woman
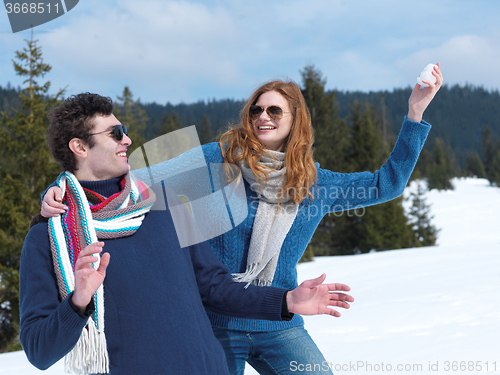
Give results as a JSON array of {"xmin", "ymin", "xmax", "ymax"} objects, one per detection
[{"xmin": 41, "ymin": 64, "xmax": 443, "ymax": 375}]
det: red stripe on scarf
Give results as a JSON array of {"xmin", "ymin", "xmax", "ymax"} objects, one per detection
[
  {"xmin": 136, "ymin": 180, "xmax": 150, "ymax": 200},
  {"xmin": 86, "ymin": 189, "xmax": 122, "ymax": 212},
  {"xmin": 85, "ymin": 177, "xmax": 127, "ymax": 212},
  {"xmin": 64, "ymin": 190, "xmax": 84, "ymax": 270}
]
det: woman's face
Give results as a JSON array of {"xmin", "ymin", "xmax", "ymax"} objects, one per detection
[{"xmin": 251, "ymin": 90, "xmax": 293, "ymax": 152}]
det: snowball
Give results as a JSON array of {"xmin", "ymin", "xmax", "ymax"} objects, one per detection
[{"xmin": 416, "ymin": 63, "xmax": 437, "ymax": 88}]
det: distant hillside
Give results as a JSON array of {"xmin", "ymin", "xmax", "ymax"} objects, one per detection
[
  {"xmin": 0, "ymin": 84, "xmax": 21, "ymax": 115},
  {"xmin": 2, "ymin": 83, "xmax": 499, "ymax": 167},
  {"xmin": 139, "ymin": 85, "xmax": 500, "ymax": 168},
  {"xmin": 334, "ymin": 84, "xmax": 500, "ymax": 167},
  {"xmin": 141, "ymin": 99, "xmax": 243, "ymax": 141}
]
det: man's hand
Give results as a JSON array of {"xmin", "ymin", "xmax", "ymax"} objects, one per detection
[
  {"xmin": 287, "ymin": 274, "xmax": 354, "ymax": 317},
  {"xmin": 41, "ymin": 186, "xmax": 66, "ymax": 218},
  {"xmin": 71, "ymin": 242, "xmax": 110, "ymax": 314}
]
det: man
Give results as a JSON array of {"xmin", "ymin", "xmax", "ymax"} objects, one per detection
[{"xmin": 20, "ymin": 93, "xmax": 354, "ymax": 374}]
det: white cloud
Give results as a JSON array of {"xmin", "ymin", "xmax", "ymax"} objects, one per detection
[
  {"xmin": 35, "ymin": 0, "xmax": 250, "ymax": 102},
  {"xmin": 2, "ymin": 0, "xmax": 500, "ymax": 103},
  {"xmin": 317, "ymin": 51, "xmax": 404, "ymax": 92},
  {"xmin": 396, "ymin": 34, "xmax": 500, "ymax": 91}
]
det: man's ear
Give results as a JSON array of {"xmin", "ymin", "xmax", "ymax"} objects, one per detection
[{"xmin": 68, "ymin": 138, "xmax": 88, "ymax": 160}]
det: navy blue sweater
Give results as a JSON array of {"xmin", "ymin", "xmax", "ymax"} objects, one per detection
[{"xmin": 20, "ymin": 180, "xmax": 288, "ymax": 374}]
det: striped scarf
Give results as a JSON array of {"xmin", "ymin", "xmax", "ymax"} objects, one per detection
[{"xmin": 48, "ymin": 171, "xmax": 155, "ymax": 374}]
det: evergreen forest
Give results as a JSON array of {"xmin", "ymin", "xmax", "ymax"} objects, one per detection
[{"xmin": 1, "ymin": 37, "xmax": 500, "ymax": 353}]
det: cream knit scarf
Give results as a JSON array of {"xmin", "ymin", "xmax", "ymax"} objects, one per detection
[
  {"xmin": 233, "ymin": 150, "xmax": 299, "ymax": 287},
  {"xmin": 48, "ymin": 171, "xmax": 155, "ymax": 374}
]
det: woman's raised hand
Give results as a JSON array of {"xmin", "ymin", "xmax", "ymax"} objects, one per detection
[{"xmin": 408, "ymin": 62, "xmax": 443, "ymax": 123}]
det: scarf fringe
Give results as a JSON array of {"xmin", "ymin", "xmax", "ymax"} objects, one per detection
[
  {"xmin": 232, "ymin": 263, "xmax": 272, "ymax": 288},
  {"xmin": 64, "ymin": 320, "xmax": 109, "ymax": 375}
]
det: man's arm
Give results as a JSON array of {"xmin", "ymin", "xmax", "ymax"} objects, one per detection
[
  {"xmin": 164, "ymin": 178, "xmax": 354, "ymax": 319},
  {"xmin": 190, "ymin": 239, "xmax": 353, "ymax": 320},
  {"xmin": 19, "ymin": 224, "xmax": 88, "ymax": 370},
  {"xmin": 19, "ymin": 224, "xmax": 109, "ymax": 370}
]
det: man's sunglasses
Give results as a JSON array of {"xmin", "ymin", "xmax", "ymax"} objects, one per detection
[
  {"xmin": 90, "ymin": 125, "xmax": 128, "ymax": 141},
  {"xmin": 249, "ymin": 105, "xmax": 291, "ymax": 121}
]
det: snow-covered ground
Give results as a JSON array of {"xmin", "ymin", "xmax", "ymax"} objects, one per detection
[{"xmin": 2, "ymin": 178, "xmax": 499, "ymax": 375}]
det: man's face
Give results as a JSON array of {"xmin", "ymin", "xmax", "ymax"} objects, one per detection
[{"xmin": 79, "ymin": 114, "xmax": 132, "ymax": 181}]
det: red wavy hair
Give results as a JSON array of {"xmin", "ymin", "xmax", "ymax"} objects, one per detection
[{"xmin": 220, "ymin": 79, "xmax": 316, "ymax": 204}]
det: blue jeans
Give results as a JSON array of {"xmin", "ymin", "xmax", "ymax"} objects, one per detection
[{"xmin": 212, "ymin": 326, "xmax": 333, "ymax": 375}]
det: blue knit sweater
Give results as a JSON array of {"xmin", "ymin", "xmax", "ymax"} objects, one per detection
[
  {"xmin": 134, "ymin": 116, "xmax": 431, "ymax": 333},
  {"xmin": 20, "ymin": 180, "xmax": 288, "ymax": 374}
]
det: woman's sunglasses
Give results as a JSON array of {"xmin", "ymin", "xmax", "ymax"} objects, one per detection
[
  {"xmin": 90, "ymin": 125, "xmax": 128, "ymax": 141},
  {"xmin": 249, "ymin": 105, "xmax": 291, "ymax": 121}
]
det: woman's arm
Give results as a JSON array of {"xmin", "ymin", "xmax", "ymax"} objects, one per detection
[
  {"xmin": 315, "ymin": 63, "xmax": 443, "ymax": 212},
  {"xmin": 316, "ymin": 117, "xmax": 431, "ymax": 212},
  {"xmin": 41, "ymin": 142, "xmax": 224, "ymax": 218}
]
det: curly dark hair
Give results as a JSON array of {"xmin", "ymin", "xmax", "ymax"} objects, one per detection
[{"xmin": 47, "ymin": 93, "xmax": 114, "ymax": 172}]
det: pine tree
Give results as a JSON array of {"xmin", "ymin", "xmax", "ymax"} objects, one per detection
[
  {"xmin": 300, "ymin": 65, "xmax": 351, "ymax": 256},
  {"xmin": 482, "ymin": 127, "xmax": 500, "ymax": 185},
  {"xmin": 346, "ymin": 103, "xmax": 413, "ymax": 253},
  {"xmin": 301, "ymin": 66, "xmax": 414, "ymax": 255},
  {"xmin": 488, "ymin": 145, "xmax": 500, "ymax": 186},
  {"xmin": 199, "ymin": 115, "xmax": 214, "ymax": 144},
  {"xmin": 114, "ymin": 86, "xmax": 147, "ymax": 154},
  {"xmin": 407, "ymin": 182, "xmax": 439, "ymax": 247},
  {"xmin": 349, "ymin": 102, "xmax": 386, "ymax": 171},
  {"xmin": 161, "ymin": 111, "xmax": 183, "ymax": 135},
  {"xmin": 0, "ymin": 32, "xmax": 63, "ymax": 352},
  {"xmin": 427, "ymin": 138, "xmax": 454, "ymax": 190},
  {"xmin": 464, "ymin": 152, "xmax": 486, "ymax": 178},
  {"xmin": 301, "ymin": 66, "xmax": 415, "ymax": 255},
  {"xmin": 412, "ymin": 147, "xmax": 433, "ymax": 180},
  {"xmin": 300, "ymin": 65, "xmax": 350, "ymax": 171}
]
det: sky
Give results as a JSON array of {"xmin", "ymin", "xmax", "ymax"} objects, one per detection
[
  {"xmin": 1, "ymin": 0, "xmax": 500, "ymax": 105},
  {"xmin": 2, "ymin": 177, "xmax": 499, "ymax": 374}
]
